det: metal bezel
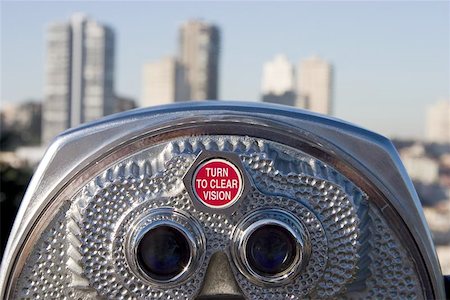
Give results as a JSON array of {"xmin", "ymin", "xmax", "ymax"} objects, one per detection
[
  {"xmin": 231, "ymin": 208, "xmax": 311, "ymax": 286},
  {"xmin": 125, "ymin": 207, "xmax": 206, "ymax": 287}
]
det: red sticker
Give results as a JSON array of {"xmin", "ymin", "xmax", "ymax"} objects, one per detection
[{"xmin": 193, "ymin": 158, "xmax": 243, "ymax": 208}]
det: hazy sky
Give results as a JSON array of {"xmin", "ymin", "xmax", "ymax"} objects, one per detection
[{"xmin": 1, "ymin": 1, "xmax": 449, "ymax": 139}]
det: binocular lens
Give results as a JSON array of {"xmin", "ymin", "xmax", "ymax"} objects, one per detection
[
  {"xmin": 246, "ymin": 225, "xmax": 296, "ymax": 276},
  {"xmin": 137, "ymin": 225, "xmax": 191, "ymax": 281}
]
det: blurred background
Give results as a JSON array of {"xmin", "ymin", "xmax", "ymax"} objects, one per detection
[{"xmin": 1, "ymin": 1, "xmax": 449, "ymax": 272}]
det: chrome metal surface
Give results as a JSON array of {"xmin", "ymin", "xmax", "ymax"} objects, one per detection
[{"xmin": 0, "ymin": 101, "xmax": 444, "ymax": 299}]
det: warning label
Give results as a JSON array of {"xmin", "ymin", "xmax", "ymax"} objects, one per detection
[{"xmin": 192, "ymin": 158, "xmax": 243, "ymax": 208}]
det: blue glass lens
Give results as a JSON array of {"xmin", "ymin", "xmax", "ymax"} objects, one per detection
[
  {"xmin": 246, "ymin": 225, "xmax": 296, "ymax": 275},
  {"xmin": 137, "ymin": 225, "xmax": 190, "ymax": 280}
]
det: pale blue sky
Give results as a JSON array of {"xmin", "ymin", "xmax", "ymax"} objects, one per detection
[{"xmin": 1, "ymin": 1, "xmax": 449, "ymax": 139}]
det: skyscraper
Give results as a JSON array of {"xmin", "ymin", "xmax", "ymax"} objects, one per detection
[
  {"xmin": 426, "ymin": 99, "xmax": 450, "ymax": 144},
  {"xmin": 141, "ymin": 56, "xmax": 189, "ymax": 107},
  {"xmin": 261, "ymin": 54, "xmax": 296, "ymax": 106},
  {"xmin": 297, "ymin": 56, "xmax": 333, "ymax": 115},
  {"xmin": 42, "ymin": 13, "xmax": 115, "ymax": 144},
  {"xmin": 179, "ymin": 20, "xmax": 220, "ymax": 100}
]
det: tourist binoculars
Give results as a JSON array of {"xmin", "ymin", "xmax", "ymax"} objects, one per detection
[{"xmin": 0, "ymin": 102, "xmax": 447, "ymax": 299}]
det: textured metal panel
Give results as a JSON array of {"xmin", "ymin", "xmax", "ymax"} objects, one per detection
[{"xmin": 13, "ymin": 135, "xmax": 423, "ymax": 299}]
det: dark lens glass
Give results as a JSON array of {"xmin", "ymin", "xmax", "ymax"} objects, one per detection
[
  {"xmin": 246, "ymin": 224, "xmax": 296, "ymax": 276},
  {"xmin": 137, "ymin": 225, "xmax": 190, "ymax": 281}
]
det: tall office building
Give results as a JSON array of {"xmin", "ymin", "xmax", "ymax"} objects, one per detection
[
  {"xmin": 42, "ymin": 13, "xmax": 115, "ymax": 144},
  {"xmin": 261, "ymin": 54, "xmax": 296, "ymax": 106},
  {"xmin": 426, "ymin": 99, "xmax": 450, "ymax": 144},
  {"xmin": 141, "ymin": 56, "xmax": 189, "ymax": 107},
  {"xmin": 179, "ymin": 20, "xmax": 220, "ymax": 100},
  {"xmin": 297, "ymin": 56, "xmax": 333, "ymax": 115}
]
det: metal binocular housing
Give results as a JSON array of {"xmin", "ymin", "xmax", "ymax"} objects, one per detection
[{"xmin": 0, "ymin": 102, "xmax": 447, "ymax": 299}]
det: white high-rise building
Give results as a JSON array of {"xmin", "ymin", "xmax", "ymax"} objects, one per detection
[
  {"xmin": 426, "ymin": 99, "xmax": 450, "ymax": 144},
  {"xmin": 42, "ymin": 13, "xmax": 115, "ymax": 144},
  {"xmin": 141, "ymin": 57, "xmax": 189, "ymax": 107},
  {"xmin": 297, "ymin": 56, "xmax": 333, "ymax": 115},
  {"xmin": 261, "ymin": 54, "xmax": 296, "ymax": 106},
  {"xmin": 179, "ymin": 20, "xmax": 220, "ymax": 100}
]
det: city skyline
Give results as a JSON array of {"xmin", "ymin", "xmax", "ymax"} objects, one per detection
[{"xmin": 2, "ymin": 2, "xmax": 449, "ymax": 139}]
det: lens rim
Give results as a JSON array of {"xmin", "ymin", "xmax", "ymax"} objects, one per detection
[
  {"xmin": 126, "ymin": 207, "xmax": 205, "ymax": 287},
  {"xmin": 231, "ymin": 208, "xmax": 311, "ymax": 286}
]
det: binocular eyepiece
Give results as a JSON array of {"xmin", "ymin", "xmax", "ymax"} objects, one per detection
[
  {"xmin": 137, "ymin": 224, "xmax": 192, "ymax": 281},
  {"xmin": 0, "ymin": 102, "xmax": 446, "ymax": 299}
]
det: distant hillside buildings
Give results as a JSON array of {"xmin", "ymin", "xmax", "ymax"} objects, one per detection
[
  {"xmin": 261, "ymin": 54, "xmax": 333, "ymax": 115},
  {"xmin": 1, "ymin": 101, "xmax": 42, "ymax": 149},
  {"xmin": 400, "ymin": 144, "xmax": 440, "ymax": 185},
  {"xmin": 398, "ymin": 142, "xmax": 450, "ymax": 206},
  {"xmin": 42, "ymin": 14, "xmax": 115, "ymax": 144}
]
